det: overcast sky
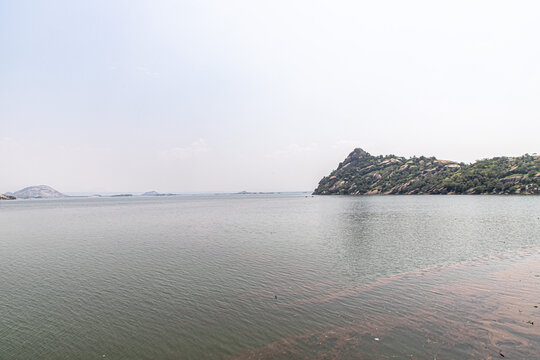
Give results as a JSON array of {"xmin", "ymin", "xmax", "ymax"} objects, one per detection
[{"xmin": 1, "ymin": 1, "xmax": 539, "ymax": 193}]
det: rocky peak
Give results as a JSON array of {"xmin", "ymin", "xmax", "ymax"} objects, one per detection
[
  {"xmin": 347, "ymin": 148, "xmax": 369, "ymax": 159},
  {"xmin": 341, "ymin": 148, "xmax": 371, "ymax": 166}
]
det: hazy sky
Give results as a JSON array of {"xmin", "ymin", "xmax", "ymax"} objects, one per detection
[{"xmin": 1, "ymin": 1, "xmax": 539, "ymax": 193}]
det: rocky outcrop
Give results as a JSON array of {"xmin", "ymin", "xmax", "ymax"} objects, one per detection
[{"xmin": 314, "ymin": 149, "xmax": 540, "ymax": 195}]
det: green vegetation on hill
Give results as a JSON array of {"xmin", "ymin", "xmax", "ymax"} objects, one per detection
[{"xmin": 314, "ymin": 148, "xmax": 540, "ymax": 195}]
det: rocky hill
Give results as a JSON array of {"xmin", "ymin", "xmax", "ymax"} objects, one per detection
[
  {"xmin": 313, "ymin": 148, "xmax": 540, "ymax": 195},
  {"xmin": 8, "ymin": 185, "xmax": 66, "ymax": 199}
]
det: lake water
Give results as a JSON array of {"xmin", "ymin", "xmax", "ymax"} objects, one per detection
[{"xmin": 1, "ymin": 194, "xmax": 539, "ymax": 359}]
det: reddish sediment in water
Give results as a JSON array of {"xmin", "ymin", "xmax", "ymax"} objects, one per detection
[{"xmin": 234, "ymin": 248, "xmax": 540, "ymax": 359}]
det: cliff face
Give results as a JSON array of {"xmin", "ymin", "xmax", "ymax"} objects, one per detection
[{"xmin": 314, "ymin": 148, "xmax": 540, "ymax": 195}]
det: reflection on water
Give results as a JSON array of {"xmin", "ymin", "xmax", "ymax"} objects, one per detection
[
  {"xmin": 0, "ymin": 195, "xmax": 539, "ymax": 359},
  {"xmin": 235, "ymin": 248, "xmax": 540, "ymax": 359}
]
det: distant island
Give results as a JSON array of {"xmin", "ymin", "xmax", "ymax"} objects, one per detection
[
  {"xmin": 141, "ymin": 190, "xmax": 176, "ymax": 196},
  {"xmin": 314, "ymin": 148, "xmax": 540, "ymax": 195},
  {"xmin": 0, "ymin": 186, "xmax": 182, "ymax": 200},
  {"xmin": 236, "ymin": 191, "xmax": 282, "ymax": 195},
  {"xmin": 2, "ymin": 185, "xmax": 66, "ymax": 199}
]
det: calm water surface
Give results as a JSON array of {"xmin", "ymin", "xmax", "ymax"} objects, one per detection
[{"xmin": 0, "ymin": 195, "xmax": 539, "ymax": 359}]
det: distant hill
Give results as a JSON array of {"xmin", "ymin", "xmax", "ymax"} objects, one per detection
[
  {"xmin": 314, "ymin": 148, "xmax": 540, "ymax": 195},
  {"xmin": 8, "ymin": 185, "xmax": 66, "ymax": 199}
]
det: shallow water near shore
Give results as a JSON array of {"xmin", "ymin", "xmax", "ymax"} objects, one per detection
[
  {"xmin": 1, "ymin": 195, "xmax": 539, "ymax": 359},
  {"xmin": 235, "ymin": 248, "xmax": 540, "ymax": 359}
]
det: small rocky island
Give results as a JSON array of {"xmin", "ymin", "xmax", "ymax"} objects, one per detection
[
  {"xmin": 314, "ymin": 148, "xmax": 540, "ymax": 195},
  {"xmin": 141, "ymin": 190, "xmax": 176, "ymax": 196}
]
